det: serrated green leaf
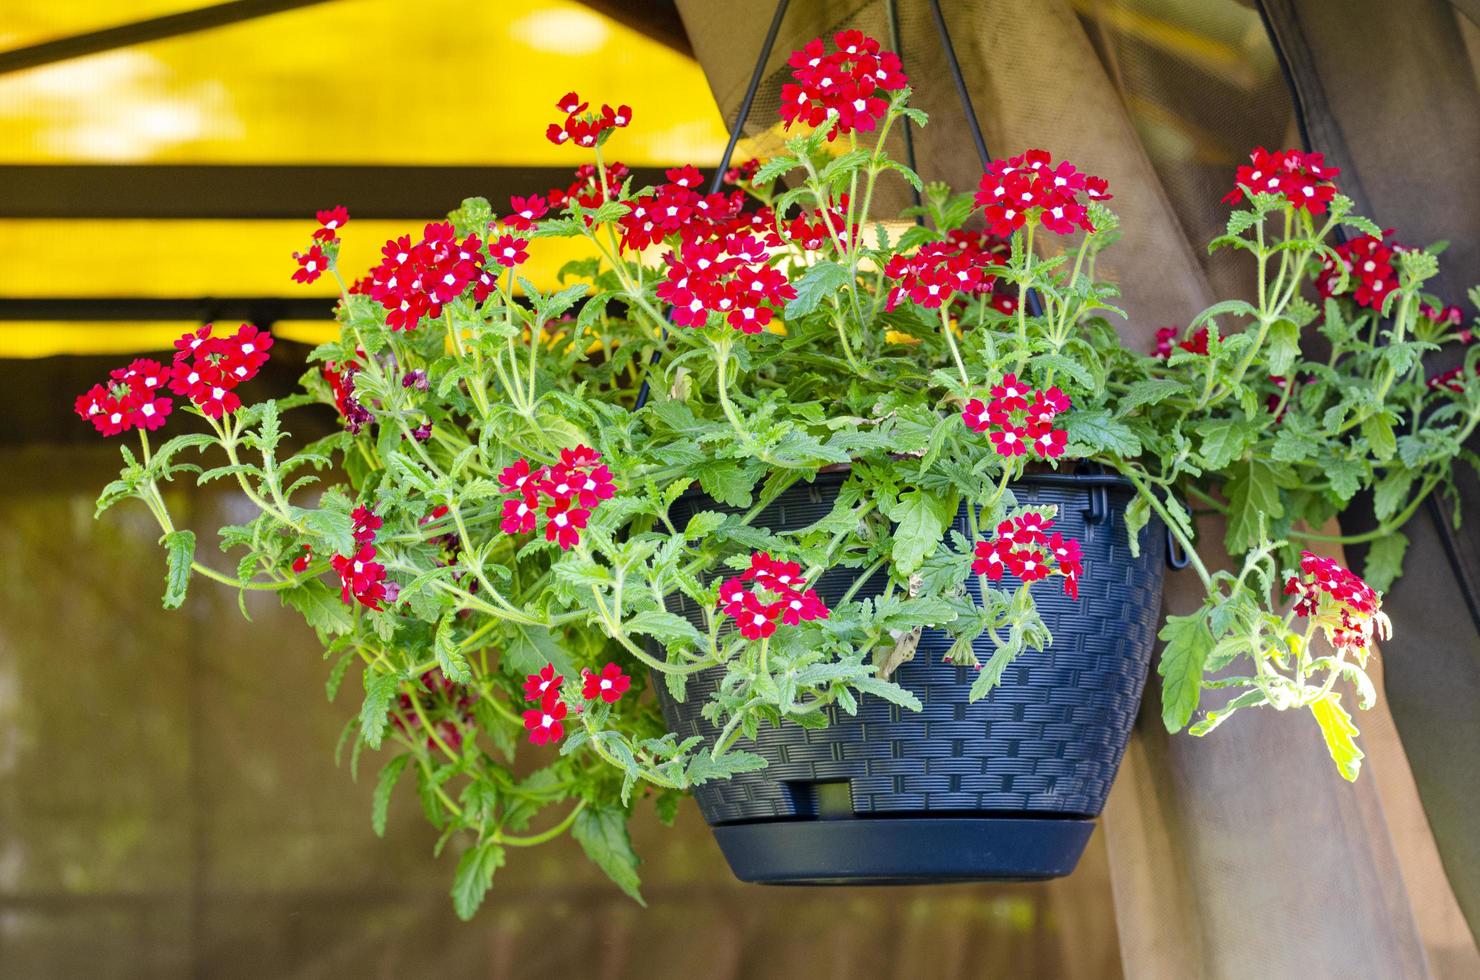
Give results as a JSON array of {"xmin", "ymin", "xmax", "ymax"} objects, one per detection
[
  {"xmin": 1062, "ymin": 409, "xmax": 1142, "ymax": 456},
  {"xmin": 1157, "ymin": 609, "xmax": 1213, "ymax": 733},
  {"xmin": 284, "ymin": 579, "xmax": 355, "ymax": 636},
  {"xmin": 1309, "ymin": 693, "xmax": 1364, "ymax": 781},
  {"xmin": 451, "ymin": 841, "xmax": 507, "ymax": 920},
  {"xmin": 572, "ymin": 805, "xmax": 645, "ymax": 905},
  {"xmin": 887, "ymin": 487, "xmax": 956, "ymax": 575},
  {"xmin": 371, "ymin": 754, "xmax": 412, "ymax": 837},
  {"xmin": 1195, "ymin": 418, "xmax": 1258, "ymax": 469},
  {"xmin": 1362, "ymin": 531, "xmax": 1408, "ymax": 593},
  {"xmin": 435, "ymin": 616, "xmax": 473, "ymax": 684},
  {"xmin": 359, "ymin": 670, "xmax": 402, "ymax": 750},
  {"xmin": 162, "ymin": 530, "xmax": 195, "ymax": 610},
  {"xmin": 785, "ymin": 261, "xmax": 852, "ymax": 319}
]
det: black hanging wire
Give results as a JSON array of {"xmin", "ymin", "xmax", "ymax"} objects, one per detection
[
  {"xmin": 925, "ymin": 0, "xmax": 1044, "ymax": 320},
  {"xmin": 633, "ymin": 0, "xmax": 790, "ymax": 410}
]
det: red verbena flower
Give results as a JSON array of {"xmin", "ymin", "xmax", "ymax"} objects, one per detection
[
  {"xmin": 1283, "ymin": 551, "xmax": 1390, "ymax": 657},
  {"xmin": 718, "ymin": 550, "xmax": 830, "ymax": 640},
  {"xmin": 779, "ymin": 32, "xmax": 907, "ymax": 139},
  {"xmin": 490, "ymin": 234, "xmax": 528, "ymax": 268},
  {"xmin": 523, "ymin": 694, "xmax": 567, "ymax": 744},
  {"xmin": 1317, "ymin": 232, "xmax": 1402, "ymax": 310},
  {"xmin": 314, "ymin": 205, "xmax": 349, "ymax": 242},
  {"xmin": 975, "ymin": 149, "xmax": 1108, "ymax": 237},
  {"xmin": 523, "ymin": 664, "xmax": 563, "ymax": 703},
  {"xmin": 963, "ymin": 375, "xmax": 1070, "ymax": 461},
  {"xmin": 582, "ymin": 662, "xmax": 631, "ymax": 703},
  {"xmin": 1222, "ymin": 147, "xmax": 1340, "ymax": 213},
  {"xmin": 331, "ymin": 544, "xmax": 389, "ymax": 610},
  {"xmin": 291, "ymin": 545, "xmax": 313, "ymax": 573},
  {"xmin": 292, "ymin": 244, "xmax": 329, "ymax": 284},
  {"xmin": 970, "ymin": 510, "xmax": 1082, "ymax": 599}
]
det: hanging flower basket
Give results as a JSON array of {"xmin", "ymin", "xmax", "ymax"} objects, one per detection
[
  {"xmin": 72, "ymin": 25, "xmax": 1474, "ymax": 917},
  {"xmin": 655, "ymin": 470, "xmax": 1164, "ymax": 882}
]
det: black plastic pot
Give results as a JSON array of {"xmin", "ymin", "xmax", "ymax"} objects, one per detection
[{"xmin": 653, "ymin": 470, "xmax": 1165, "ymax": 885}]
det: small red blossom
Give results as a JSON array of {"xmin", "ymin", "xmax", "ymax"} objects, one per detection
[
  {"xmin": 963, "ymin": 374, "xmax": 1070, "ymax": 461},
  {"xmin": 1317, "ymin": 232, "xmax": 1402, "ymax": 310},
  {"xmin": 291, "ymin": 545, "xmax": 313, "ymax": 573},
  {"xmin": 352, "ymin": 505, "xmax": 382, "ymax": 544},
  {"xmin": 970, "ymin": 510, "xmax": 1082, "ymax": 599},
  {"xmin": 882, "ymin": 233, "xmax": 1007, "ymax": 312},
  {"xmin": 490, "ymin": 234, "xmax": 528, "ymax": 268},
  {"xmin": 523, "ymin": 664, "xmax": 563, "ymax": 703},
  {"xmin": 974, "ymin": 149, "xmax": 1106, "ymax": 236},
  {"xmin": 292, "ymin": 244, "xmax": 328, "ymax": 284},
  {"xmin": 718, "ymin": 552, "xmax": 830, "ymax": 639},
  {"xmin": 523, "ymin": 695, "xmax": 567, "ymax": 745},
  {"xmin": 314, "ymin": 206, "xmax": 349, "ymax": 241},
  {"xmin": 1283, "ymin": 551, "xmax": 1389, "ymax": 656},
  {"xmin": 544, "ymin": 498, "xmax": 591, "ymax": 550},
  {"xmin": 1223, "ymin": 147, "xmax": 1340, "ymax": 213},
  {"xmin": 779, "ymin": 32, "xmax": 907, "ymax": 139},
  {"xmin": 507, "ymin": 194, "xmax": 549, "ymax": 231},
  {"xmin": 545, "ymin": 91, "xmax": 627, "ymax": 151},
  {"xmin": 331, "ymin": 544, "xmax": 389, "ymax": 610},
  {"xmin": 582, "ymin": 662, "xmax": 631, "ymax": 703}
]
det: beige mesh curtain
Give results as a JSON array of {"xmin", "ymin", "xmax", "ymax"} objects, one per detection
[{"xmin": 673, "ymin": 0, "xmax": 1480, "ymax": 976}]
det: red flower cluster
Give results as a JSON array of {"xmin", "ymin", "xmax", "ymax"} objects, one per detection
[
  {"xmin": 520, "ymin": 661, "xmax": 631, "ymax": 744},
  {"xmin": 656, "ymin": 232, "xmax": 797, "ymax": 332},
  {"xmin": 781, "ymin": 195, "xmax": 858, "ymax": 254},
  {"xmin": 780, "ymin": 31, "xmax": 908, "ymax": 138},
  {"xmin": 718, "ymin": 552, "xmax": 830, "ymax": 640},
  {"xmin": 1222, "ymin": 147, "xmax": 1340, "ymax": 214},
  {"xmin": 1153, "ymin": 326, "xmax": 1212, "ymax": 358},
  {"xmin": 616, "ymin": 165, "xmax": 749, "ymax": 251},
  {"xmin": 582, "ymin": 662, "xmax": 632, "ymax": 703},
  {"xmin": 1284, "ymin": 551, "xmax": 1389, "ymax": 653},
  {"xmin": 962, "ymin": 374, "xmax": 1070, "ymax": 460},
  {"xmin": 723, "ymin": 157, "xmax": 761, "ymax": 187},
  {"xmin": 971, "ymin": 511, "xmax": 1084, "ymax": 599},
  {"xmin": 974, "ymin": 149, "xmax": 1110, "ymax": 237},
  {"xmin": 314, "ymin": 206, "xmax": 349, "ymax": 242},
  {"xmin": 1427, "ymin": 364, "xmax": 1480, "ymax": 393},
  {"xmin": 1317, "ymin": 232, "xmax": 1401, "ymax": 310},
  {"xmin": 545, "ymin": 91, "xmax": 631, "ymax": 148},
  {"xmin": 393, "ymin": 668, "xmax": 475, "ymax": 751},
  {"xmin": 75, "ymin": 324, "xmax": 273, "ymax": 436},
  {"xmin": 883, "ymin": 234, "xmax": 1008, "ymax": 311},
  {"xmin": 331, "ymin": 505, "xmax": 393, "ymax": 610},
  {"xmin": 364, "ymin": 222, "xmax": 499, "ymax": 332},
  {"xmin": 497, "ymin": 446, "xmax": 615, "ymax": 550}
]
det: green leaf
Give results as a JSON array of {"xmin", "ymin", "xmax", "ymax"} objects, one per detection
[
  {"xmin": 1372, "ymin": 469, "xmax": 1415, "ymax": 522},
  {"xmin": 1157, "ymin": 609, "xmax": 1214, "ymax": 733},
  {"xmin": 359, "ymin": 670, "xmax": 402, "ymax": 750},
  {"xmin": 325, "ymin": 647, "xmax": 355, "ymax": 701},
  {"xmin": 624, "ymin": 609, "xmax": 703, "ymax": 648},
  {"xmin": 283, "ymin": 580, "xmax": 354, "ymax": 636},
  {"xmin": 504, "ymin": 623, "xmax": 575, "ymax": 679},
  {"xmin": 162, "ymin": 530, "xmax": 195, "ymax": 610},
  {"xmin": 851, "ymin": 674, "xmax": 922, "ymax": 712},
  {"xmin": 300, "ymin": 506, "xmax": 356, "ymax": 556},
  {"xmin": 572, "ymin": 805, "xmax": 645, "ymax": 905},
  {"xmin": 752, "ymin": 155, "xmax": 799, "ymax": 185},
  {"xmin": 1224, "ymin": 460, "xmax": 1289, "ymax": 553},
  {"xmin": 696, "ymin": 460, "xmax": 762, "ymax": 508},
  {"xmin": 1062, "ymin": 409, "xmax": 1142, "ymax": 457},
  {"xmin": 1120, "ymin": 379, "xmax": 1187, "ymax": 412},
  {"xmin": 1309, "ymin": 693, "xmax": 1364, "ymax": 782},
  {"xmin": 1123, "ymin": 494, "xmax": 1151, "ymax": 558},
  {"xmin": 1362, "ymin": 531, "xmax": 1408, "ymax": 593},
  {"xmin": 968, "ymin": 644, "xmax": 1022, "ymax": 701},
  {"xmin": 1265, "ymin": 318, "xmax": 1302, "ymax": 377},
  {"xmin": 1362, "ymin": 413, "xmax": 1397, "ymax": 461},
  {"xmin": 785, "ymin": 261, "xmax": 852, "ymax": 319},
  {"xmin": 371, "ymin": 754, "xmax": 412, "ymax": 837},
  {"xmin": 434, "ymin": 616, "xmax": 473, "ymax": 684},
  {"xmin": 887, "ymin": 487, "xmax": 956, "ymax": 575},
  {"xmin": 1194, "ymin": 418, "xmax": 1258, "ymax": 469},
  {"xmin": 451, "ymin": 840, "xmax": 507, "ymax": 920}
]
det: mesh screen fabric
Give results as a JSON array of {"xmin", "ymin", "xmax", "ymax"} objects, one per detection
[{"xmin": 674, "ymin": 0, "xmax": 1480, "ymax": 975}]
